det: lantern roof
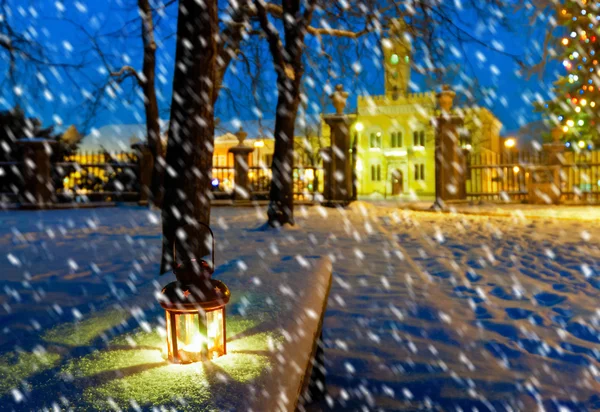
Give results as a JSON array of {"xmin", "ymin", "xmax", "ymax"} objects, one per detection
[{"xmin": 159, "ymin": 279, "xmax": 230, "ymax": 311}]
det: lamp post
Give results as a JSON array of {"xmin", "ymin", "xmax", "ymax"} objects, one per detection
[
  {"xmin": 353, "ymin": 122, "xmax": 364, "ymax": 200},
  {"xmin": 254, "ymin": 139, "xmax": 264, "ymax": 166},
  {"xmin": 159, "ymin": 223, "xmax": 230, "ymax": 363}
]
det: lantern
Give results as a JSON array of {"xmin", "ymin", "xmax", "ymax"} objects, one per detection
[{"xmin": 159, "ymin": 224, "xmax": 230, "ymax": 363}]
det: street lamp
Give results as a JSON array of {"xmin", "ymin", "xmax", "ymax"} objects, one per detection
[
  {"xmin": 352, "ymin": 122, "xmax": 364, "ymax": 200},
  {"xmin": 254, "ymin": 140, "xmax": 264, "ymax": 166},
  {"xmin": 504, "ymin": 138, "xmax": 516, "ymax": 149},
  {"xmin": 159, "ymin": 224, "xmax": 230, "ymax": 364}
]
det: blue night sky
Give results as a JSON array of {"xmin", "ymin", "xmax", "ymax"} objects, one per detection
[{"xmin": 0, "ymin": 1, "xmax": 561, "ymax": 137}]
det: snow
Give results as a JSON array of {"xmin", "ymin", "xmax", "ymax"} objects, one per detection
[
  {"xmin": 1, "ymin": 203, "xmax": 600, "ymax": 410},
  {"xmin": 0, "ymin": 206, "xmax": 331, "ymax": 410}
]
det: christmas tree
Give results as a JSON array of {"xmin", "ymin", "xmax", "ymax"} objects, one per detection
[{"xmin": 541, "ymin": 0, "xmax": 600, "ymax": 150}]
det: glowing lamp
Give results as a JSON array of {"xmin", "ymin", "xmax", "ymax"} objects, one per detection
[
  {"xmin": 578, "ymin": 140, "xmax": 586, "ymax": 148},
  {"xmin": 513, "ymin": 166, "xmax": 520, "ymax": 174},
  {"xmin": 253, "ymin": 140, "xmax": 265, "ymax": 148},
  {"xmin": 355, "ymin": 122, "xmax": 364, "ymax": 132},
  {"xmin": 160, "ymin": 225, "xmax": 230, "ymax": 364},
  {"xmin": 504, "ymin": 138, "xmax": 516, "ymax": 149}
]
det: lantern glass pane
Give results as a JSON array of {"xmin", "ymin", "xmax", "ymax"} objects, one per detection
[
  {"xmin": 165, "ymin": 311, "xmax": 174, "ymax": 361},
  {"xmin": 177, "ymin": 312, "xmax": 203, "ymax": 363},
  {"xmin": 206, "ymin": 308, "xmax": 225, "ymax": 360}
]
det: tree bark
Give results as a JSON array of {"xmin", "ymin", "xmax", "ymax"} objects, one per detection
[
  {"xmin": 160, "ymin": 0, "xmax": 218, "ymax": 274},
  {"xmin": 138, "ymin": 0, "xmax": 164, "ymax": 208},
  {"xmin": 255, "ymin": 0, "xmax": 314, "ymax": 227},
  {"xmin": 268, "ymin": 75, "xmax": 301, "ymax": 226}
]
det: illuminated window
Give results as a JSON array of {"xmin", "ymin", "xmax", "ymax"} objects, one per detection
[
  {"xmin": 370, "ymin": 132, "xmax": 381, "ymax": 148},
  {"xmin": 391, "ymin": 132, "xmax": 403, "ymax": 148}
]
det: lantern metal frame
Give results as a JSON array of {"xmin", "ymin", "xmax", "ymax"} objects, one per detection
[{"xmin": 159, "ymin": 222, "xmax": 231, "ymax": 364}]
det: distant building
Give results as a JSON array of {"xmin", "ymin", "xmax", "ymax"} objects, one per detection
[{"xmin": 322, "ymin": 19, "xmax": 502, "ymax": 199}]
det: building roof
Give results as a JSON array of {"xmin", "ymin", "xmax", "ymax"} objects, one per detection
[{"xmin": 81, "ymin": 118, "xmax": 320, "ymax": 152}]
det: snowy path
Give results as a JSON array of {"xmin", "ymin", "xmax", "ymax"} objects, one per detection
[{"xmin": 1, "ymin": 203, "xmax": 600, "ymax": 410}]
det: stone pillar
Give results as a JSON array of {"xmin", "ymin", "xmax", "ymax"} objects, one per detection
[
  {"xmin": 228, "ymin": 128, "xmax": 254, "ymax": 202},
  {"xmin": 527, "ymin": 126, "xmax": 565, "ymax": 205},
  {"xmin": 131, "ymin": 142, "xmax": 153, "ymax": 206},
  {"xmin": 17, "ymin": 138, "xmax": 57, "ymax": 208},
  {"xmin": 544, "ymin": 126, "xmax": 566, "ymax": 166},
  {"xmin": 322, "ymin": 85, "xmax": 352, "ymax": 207},
  {"xmin": 433, "ymin": 85, "xmax": 466, "ymax": 209},
  {"xmin": 323, "ymin": 116, "xmax": 352, "ymax": 206}
]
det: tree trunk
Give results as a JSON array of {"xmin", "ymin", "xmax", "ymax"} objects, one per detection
[
  {"xmin": 160, "ymin": 0, "xmax": 218, "ymax": 274},
  {"xmin": 138, "ymin": 0, "xmax": 164, "ymax": 208},
  {"xmin": 267, "ymin": 75, "xmax": 301, "ymax": 227}
]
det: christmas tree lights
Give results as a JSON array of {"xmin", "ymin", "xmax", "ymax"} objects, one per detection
[{"xmin": 540, "ymin": 0, "xmax": 600, "ymax": 149}]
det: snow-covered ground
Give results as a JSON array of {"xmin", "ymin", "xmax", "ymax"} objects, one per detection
[{"xmin": 1, "ymin": 203, "xmax": 600, "ymax": 410}]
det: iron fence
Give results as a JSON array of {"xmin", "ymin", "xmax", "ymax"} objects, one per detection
[
  {"xmin": 0, "ymin": 161, "xmax": 20, "ymax": 204},
  {"xmin": 2, "ymin": 148, "xmax": 326, "ymax": 206},
  {"xmin": 53, "ymin": 151, "xmax": 140, "ymax": 203},
  {"xmin": 466, "ymin": 150, "xmax": 600, "ymax": 203}
]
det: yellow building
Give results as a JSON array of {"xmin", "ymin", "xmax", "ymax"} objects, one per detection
[{"xmin": 323, "ymin": 20, "xmax": 502, "ymax": 199}]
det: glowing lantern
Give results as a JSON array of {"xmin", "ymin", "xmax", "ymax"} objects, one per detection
[
  {"xmin": 160, "ymin": 224, "xmax": 230, "ymax": 364},
  {"xmin": 578, "ymin": 140, "xmax": 586, "ymax": 148}
]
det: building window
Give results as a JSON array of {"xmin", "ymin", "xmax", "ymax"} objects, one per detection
[
  {"xmin": 370, "ymin": 132, "xmax": 382, "ymax": 148},
  {"xmin": 413, "ymin": 131, "xmax": 425, "ymax": 147},
  {"xmin": 371, "ymin": 164, "xmax": 382, "ymax": 181},
  {"xmin": 391, "ymin": 132, "xmax": 402, "ymax": 148},
  {"xmin": 414, "ymin": 164, "xmax": 425, "ymax": 181}
]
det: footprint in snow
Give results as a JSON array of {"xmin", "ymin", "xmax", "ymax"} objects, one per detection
[{"xmin": 534, "ymin": 292, "xmax": 566, "ymax": 307}]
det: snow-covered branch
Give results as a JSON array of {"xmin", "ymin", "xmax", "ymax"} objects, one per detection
[{"xmin": 111, "ymin": 66, "xmax": 145, "ymax": 86}]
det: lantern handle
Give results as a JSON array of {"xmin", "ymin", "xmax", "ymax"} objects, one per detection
[
  {"xmin": 198, "ymin": 221, "xmax": 215, "ymax": 271},
  {"xmin": 172, "ymin": 221, "xmax": 215, "ymax": 271}
]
